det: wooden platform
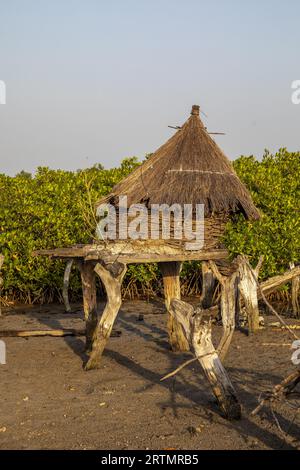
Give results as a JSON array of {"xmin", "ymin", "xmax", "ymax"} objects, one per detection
[{"xmin": 32, "ymin": 243, "xmax": 229, "ymax": 264}]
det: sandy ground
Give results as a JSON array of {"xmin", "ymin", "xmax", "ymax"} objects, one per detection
[{"xmin": 0, "ymin": 299, "xmax": 299, "ymax": 450}]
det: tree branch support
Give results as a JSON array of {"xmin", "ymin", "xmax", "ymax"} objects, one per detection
[{"xmin": 169, "ymin": 299, "xmax": 241, "ymax": 420}]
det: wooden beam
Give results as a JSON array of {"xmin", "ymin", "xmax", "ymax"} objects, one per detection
[
  {"xmin": 259, "ymin": 265, "xmax": 300, "ymax": 296},
  {"xmin": 85, "ymin": 250, "xmax": 229, "ymax": 264},
  {"xmin": 32, "ymin": 244, "xmax": 91, "ymax": 258},
  {"xmin": 33, "ymin": 245, "xmax": 229, "ymax": 264}
]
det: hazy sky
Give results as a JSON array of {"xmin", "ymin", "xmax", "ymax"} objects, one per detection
[{"xmin": 0, "ymin": 0, "xmax": 299, "ymax": 175}]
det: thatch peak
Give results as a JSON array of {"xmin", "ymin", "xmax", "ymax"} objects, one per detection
[
  {"xmin": 191, "ymin": 104, "xmax": 200, "ymax": 116},
  {"xmin": 97, "ymin": 105, "xmax": 260, "ymax": 220}
]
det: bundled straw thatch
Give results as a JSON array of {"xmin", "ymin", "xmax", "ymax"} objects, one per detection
[
  {"xmin": 96, "ymin": 105, "xmax": 259, "ymax": 249},
  {"xmin": 97, "ymin": 105, "xmax": 260, "ymax": 220}
]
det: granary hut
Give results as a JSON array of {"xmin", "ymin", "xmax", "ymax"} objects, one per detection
[
  {"xmin": 34, "ymin": 104, "xmax": 261, "ymax": 419},
  {"xmin": 96, "ymin": 105, "xmax": 259, "ymax": 251},
  {"xmin": 36, "ymin": 104, "xmax": 260, "ymax": 356},
  {"xmin": 92, "ymin": 104, "xmax": 260, "ymax": 347}
]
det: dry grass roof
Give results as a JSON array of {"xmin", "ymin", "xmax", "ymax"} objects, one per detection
[{"xmin": 97, "ymin": 105, "xmax": 260, "ymax": 220}]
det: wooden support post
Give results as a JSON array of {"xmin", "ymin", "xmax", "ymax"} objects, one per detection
[
  {"xmin": 235, "ymin": 279, "xmax": 242, "ymax": 326},
  {"xmin": 78, "ymin": 261, "xmax": 97, "ymax": 352},
  {"xmin": 159, "ymin": 261, "xmax": 189, "ymax": 352},
  {"xmin": 84, "ymin": 261, "xmax": 127, "ymax": 371},
  {"xmin": 290, "ymin": 263, "xmax": 300, "ymax": 318},
  {"xmin": 219, "ymin": 275, "xmax": 238, "ymax": 361},
  {"xmin": 209, "ymin": 261, "xmax": 238, "ymax": 361},
  {"xmin": 62, "ymin": 259, "xmax": 73, "ymax": 313},
  {"xmin": 237, "ymin": 255, "xmax": 262, "ymax": 335},
  {"xmin": 169, "ymin": 299, "xmax": 241, "ymax": 420},
  {"xmin": 200, "ymin": 261, "xmax": 217, "ymax": 309}
]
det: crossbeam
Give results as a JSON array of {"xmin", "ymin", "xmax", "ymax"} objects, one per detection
[{"xmin": 33, "ymin": 245, "xmax": 229, "ymax": 264}]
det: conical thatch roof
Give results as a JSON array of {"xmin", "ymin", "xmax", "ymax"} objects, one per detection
[{"xmin": 97, "ymin": 105, "xmax": 260, "ymax": 220}]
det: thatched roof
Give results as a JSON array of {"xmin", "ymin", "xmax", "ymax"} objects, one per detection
[{"xmin": 97, "ymin": 105, "xmax": 260, "ymax": 220}]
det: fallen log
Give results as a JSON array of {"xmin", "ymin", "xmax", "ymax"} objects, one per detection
[
  {"xmin": 0, "ymin": 328, "xmax": 122, "ymax": 338},
  {"xmin": 271, "ymin": 326, "xmax": 300, "ymax": 331},
  {"xmin": 259, "ymin": 265, "xmax": 300, "ymax": 297}
]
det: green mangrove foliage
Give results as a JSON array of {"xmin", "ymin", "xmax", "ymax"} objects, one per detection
[
  {"xmin": 224, "ymin": 149, "xmax": 300, "ymax": 279},
  {"xmin": 0, "ymin": 149, "xmax": 299, "ymax": 303}
]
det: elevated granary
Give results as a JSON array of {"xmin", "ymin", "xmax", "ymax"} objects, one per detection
[{"xmin": 33, "ymin": 104, "xmax": 260, "ymax": 390}]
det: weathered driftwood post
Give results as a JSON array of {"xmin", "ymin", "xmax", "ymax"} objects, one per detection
[
  {"xmin": 290, "ymin": 262, "xmax": 300, "ymax": 318},
  {"xmin": 85, "ymin": 261, "xmax": 127, "ymax": 370},
  {"xmin": 78, "ymin": 261, "xmax": 97, "ymax": 352},
  {"xmin": 200, "ymin": 261, "xmax": 217, "ymax": 309},
  {"xmin": 159, "ymin": 261, "xmax": 190, "ymax": 352},
  {"xmin": 237, "ymin": 255, "xmax": 263, "ymax": 334},
  {"xmin": 208, "ymin": 261, "xmax": 238, "ymax": 361},
  {"xmin": 62, "ymin": 259, "xmax": 73, "ymax": 313},
  {"xmin": 170, "ymin": 299, "xmax": 241, "ymax": 420}
]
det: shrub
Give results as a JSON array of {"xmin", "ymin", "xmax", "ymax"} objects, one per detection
[{"xmin": 0, "ymin": 149, "xmax": 298, "ymax": 302}]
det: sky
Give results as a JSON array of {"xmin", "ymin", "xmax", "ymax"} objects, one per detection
[{"xmin": 0, "ymin": 0, "xmax": 299, "ymax": 175}]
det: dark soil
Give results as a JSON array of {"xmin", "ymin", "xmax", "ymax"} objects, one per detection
[{"xmin": 0, "ymin": 300, "xmax": 299, "ymax": 450}]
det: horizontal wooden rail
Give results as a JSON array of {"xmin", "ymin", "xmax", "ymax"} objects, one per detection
[{"xmin": 32, "ymin": 245, "xmax": 229, "ymax": 264}]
